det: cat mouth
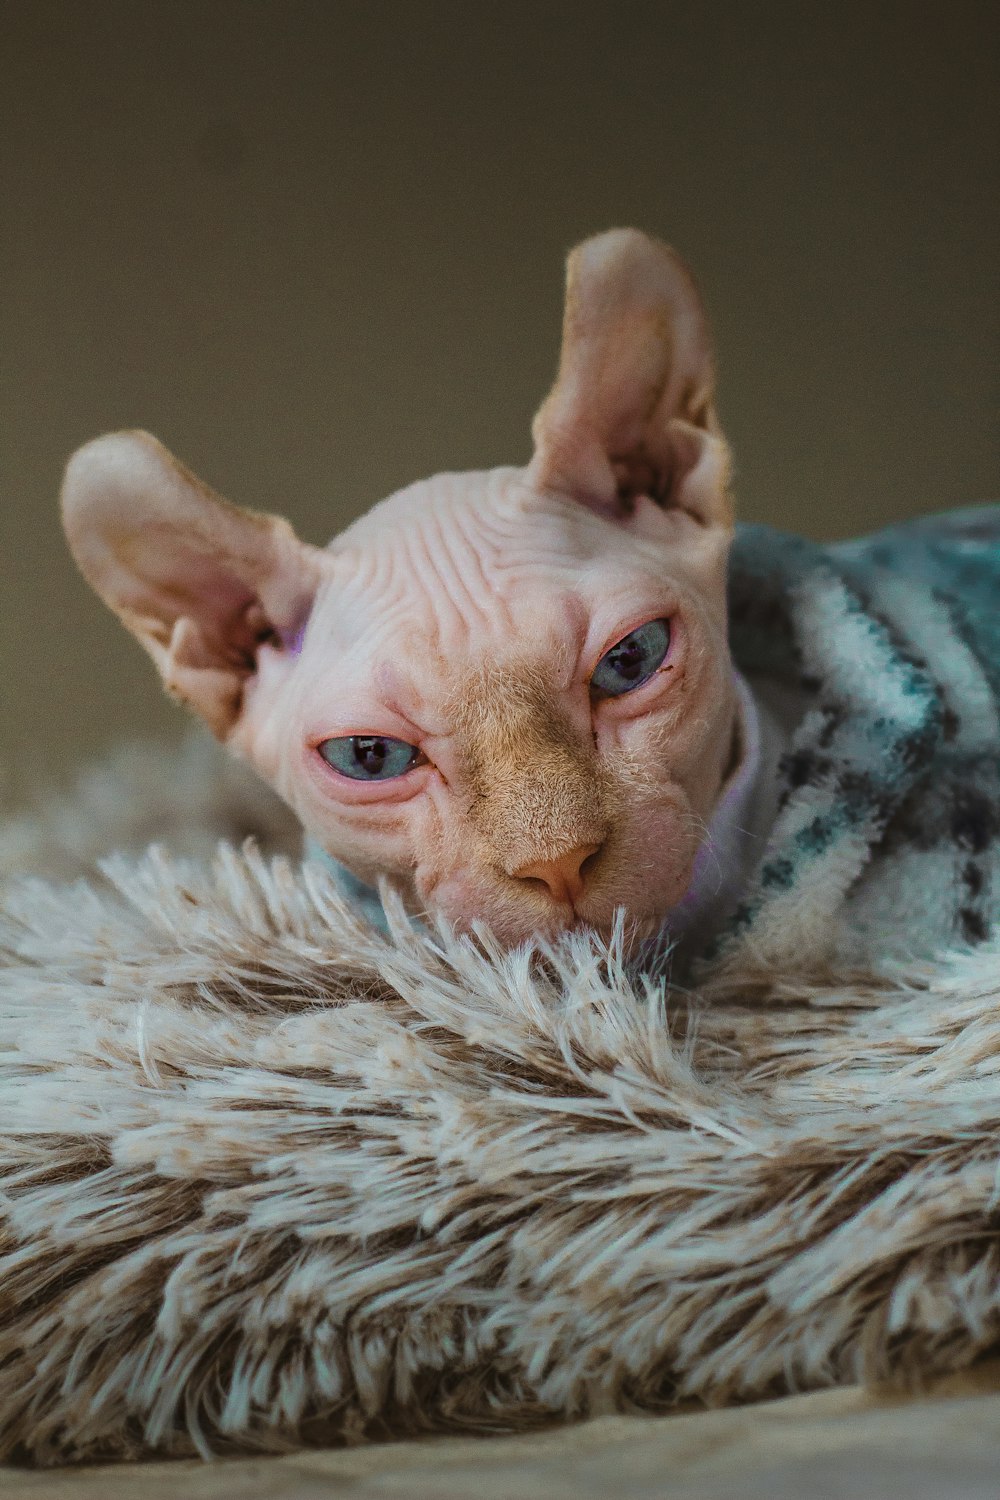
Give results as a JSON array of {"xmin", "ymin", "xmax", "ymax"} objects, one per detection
[{"xmin": 529, "ymin": 901, "xmax": 662, "ymax": 951}]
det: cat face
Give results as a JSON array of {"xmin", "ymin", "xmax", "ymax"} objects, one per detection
[
  {"xmin": 61, "ymin": 229, "xmax": 738, "ymax": 947},
  {"xmin": 238, "ymin": 467, "xmax": 737, "ymax": 944}
]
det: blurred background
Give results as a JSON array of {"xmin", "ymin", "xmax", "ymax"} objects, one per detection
[{"xmin": 1, "ymin": 0, "xmax": 997, "ymax": 804}]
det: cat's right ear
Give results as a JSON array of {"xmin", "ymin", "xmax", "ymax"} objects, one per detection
[
  {"xmin": 61, "ymin": 431, "xmax": 325, "ymax": 738},
  {"xmin": 529, "ymin": 229, "xmax": 732, "ymax": 528}
]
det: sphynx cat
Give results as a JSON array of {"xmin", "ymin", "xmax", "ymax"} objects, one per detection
[
  {"xmin": 68, "ymin": 228, "xmax": 998, "ymax": 974},
  {"xmin": 62, "ymin": 230, "xmax": 751, "ymax": 955}
]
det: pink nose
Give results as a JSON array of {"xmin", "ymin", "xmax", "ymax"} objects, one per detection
[{"xmin": 513, "ymin": 843, "xmax": 602, "ymax": 905}]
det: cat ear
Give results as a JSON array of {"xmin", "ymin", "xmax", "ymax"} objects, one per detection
[
  {"xmin": 61, "ymin": 431, "xmax": 324, "ymax": 738},
  {"xmin": 529, "ymin": 229, "xmax": 732, "ymax": 527}
]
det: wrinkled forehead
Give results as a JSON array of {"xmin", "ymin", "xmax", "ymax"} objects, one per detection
[
  {"xmin": 329, "ymin": 466, "xmax": 609, "ymax": 569},
  {"xmin": 312, "ymin": 466, "xmax": 645, "ymax": 659}
]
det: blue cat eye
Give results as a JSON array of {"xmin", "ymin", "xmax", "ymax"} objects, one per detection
[
  {"xmin": 318, "ymin": 735, "xmax": 423, "ymax": 781},
  {"xmin": 590, "ymin": 618, "xmax": 671, "ymax": 697}
]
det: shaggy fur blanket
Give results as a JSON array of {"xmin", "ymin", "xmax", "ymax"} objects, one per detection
[{"xmin": 1, "ymin": 740, "xmax": 999, "ymax": 1466}]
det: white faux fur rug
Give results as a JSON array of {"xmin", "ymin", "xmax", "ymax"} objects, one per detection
[{"xmin": 1, "ymin": 739, "xmax": 999, "ymax": 1465}]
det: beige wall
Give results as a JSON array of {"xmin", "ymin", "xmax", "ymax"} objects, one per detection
[{"xmin": 1, "ymin": 1, "xmax": 997, "ymax": 804}]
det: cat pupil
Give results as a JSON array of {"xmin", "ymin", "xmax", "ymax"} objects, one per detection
[
  {"xmin": 355, "ymin": 737, "xmax": 387, "ymax": 773},
  {"xmin": 611, "ymin": 638, "xmax": 644, "ymax": 679}
]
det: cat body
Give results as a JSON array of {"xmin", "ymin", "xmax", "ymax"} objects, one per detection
[{"xmin": 60, "ymin": 231, "xmax": 999, "ymax": 974}]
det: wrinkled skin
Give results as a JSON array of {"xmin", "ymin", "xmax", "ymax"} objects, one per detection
[{"xmin": 61, "ymin": 230, "xmax": 741, "ymax": 948}]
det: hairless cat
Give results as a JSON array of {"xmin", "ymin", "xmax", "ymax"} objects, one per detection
[{"xmin": 61, "ymin": 231, "xmax": 1000, "ymax": 976}]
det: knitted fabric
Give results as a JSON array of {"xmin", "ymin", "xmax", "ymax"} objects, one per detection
[{"xmin": 711, "ymin": 505, "xmax": 999, "ymax": 978}]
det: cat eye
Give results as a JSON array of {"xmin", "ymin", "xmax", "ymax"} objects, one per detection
[
  {"xmin": 318, "ymin": 735, "xmax": 424, "ymax": 781},
  {"xmin": 590, "ymin": 618, "xmax": 671, "ymax": 697}
]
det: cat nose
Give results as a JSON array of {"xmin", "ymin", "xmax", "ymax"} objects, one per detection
[{"xmin": 513, "ymin": 842, "xmax": 602, "ymax": 905}]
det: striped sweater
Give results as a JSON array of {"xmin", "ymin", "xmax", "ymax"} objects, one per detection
[{"xmin": 700, "ymin": 504, "xmax": 999, "ymax": 978}]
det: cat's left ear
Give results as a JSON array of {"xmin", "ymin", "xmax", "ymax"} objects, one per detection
[{"xmin": 529, "ymin": 228, "xmax": 732, "ymax": 527}]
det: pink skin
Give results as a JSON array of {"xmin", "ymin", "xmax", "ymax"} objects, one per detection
[
  {"xmin": 60, "ymin": 230, "xmax": 740, "ymax": 950},
  {"xmin": 233, "ymin": 468, "xmax": 736, "ymax": 946}
]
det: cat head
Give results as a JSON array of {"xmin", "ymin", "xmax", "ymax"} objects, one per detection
[{"xmin": 62, "ymin": 229, "xmax": 738, "ymax": 947}]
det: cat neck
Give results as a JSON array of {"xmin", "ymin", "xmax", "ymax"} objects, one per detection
[{"xmin": 653, "ymin": 670, "xmax": 792, "ymax": 972}]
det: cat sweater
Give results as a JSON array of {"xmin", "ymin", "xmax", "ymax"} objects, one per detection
[{"xmin": 695, "ymin": 503, "xmax": 999, "ymax": 979}]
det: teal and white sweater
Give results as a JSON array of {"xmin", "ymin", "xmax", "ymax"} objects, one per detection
[
  {"xmin": 686, "ymin": 504, "xmax": 999, "ymax": 978},
  {"xmin": 321, "ymin": 505, "xmax": 999, "ymax": 978}
]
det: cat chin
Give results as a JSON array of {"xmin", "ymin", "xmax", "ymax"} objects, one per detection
[{"xmin": 444, "ymin": 902, "xmax": 665, "ymax": 955}]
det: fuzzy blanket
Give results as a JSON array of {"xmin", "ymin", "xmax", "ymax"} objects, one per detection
[{"xmin": 1, "ymin": 740, "xmax": 1000, "ymax": 1466}]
